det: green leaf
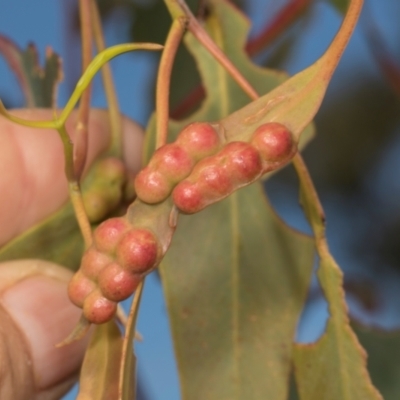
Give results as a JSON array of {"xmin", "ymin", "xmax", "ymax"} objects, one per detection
[
  {"xmin": 143, "ymin": 0, "xmax": 314, "ymax": 163},
  {"xmin": 293, "ymin": 255, "xmax": 382, "ymax": 400},
  {"xmin": 0, "ymin": 35, "xmax": 63, "ymax": 108},
  {"xmin": 218, "ymin": 0, "xmax": 361, "ymax": 148},
  {"xmin": 142, "ymin": 1, "xmax": 315, "ymax": 398},
  {"xmin": 0, "ymin": 157, "xmax": 126, "ymax": 272},
  {"xmin": 152, "ymin": 0, "xmax": 361, "ymax": 161},
  {"xmin": 77, "ymin": 320, "xmax": 123, "ymax": 400},
  {"xmin": 162, "ymin": 185, "xmax": 314, "ymax": 399},
  {"xmin": 292, "ymin": 155, "xmax": 382, "ymax": 399},
  {"xmin": 22, "ymin": 45, "xmax": 63, "ymax": 108},
  {"xmin": 0, "ymin": 203, "xmax": 83, "ymax": 271},
  {"xmin": 354, "ymin": 325, "xmax": 400, "ymax": 400}
]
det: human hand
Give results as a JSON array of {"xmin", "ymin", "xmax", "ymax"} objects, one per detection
[{"xmin": 0, "ymin": 109, "xmax": 143, "ymax": 399}]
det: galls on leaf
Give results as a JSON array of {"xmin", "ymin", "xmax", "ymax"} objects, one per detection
[{"xmin": 250, "ymin": 122, "xmax": 296, "ymax": 166}]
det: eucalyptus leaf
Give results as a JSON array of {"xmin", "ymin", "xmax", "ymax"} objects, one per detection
[
  {"xmin": 77, "ymin": 321, "xmax": 123, "ymax": 400},
  {"xmin": 162, "ymin": 185, "xmax": 314, "ymax": 400},
  {"xmin": 293, "ymin": 255, "xmax": 382, "ymax": 400},
  {"xmin": 142, "ymin": 1, "xmax": 316, "ymax": 398},
  {"xmin": 354, "ymin": 325, "xmax": 400, "ymax": 400},
  {"xmin": 0, "ymin": 157, "xmax": 127, "ymax": 272},
  {"xmin": 0, "ymin": 203, "xmax": 83, "ymax": 271},
  {"xmin": 219, "ymin": 0, "xmax": 362, "ymax": 146},
  {"xmin": 0, "ymin": 35, "xmax": 62, "ymax": 108},
  {"xmin": 292, "ymin": 151, "xmax": 382, "ymax": 399},
  {"xmin": 143, "ymin": 0, "xmax": 314, "ymax": 163}
]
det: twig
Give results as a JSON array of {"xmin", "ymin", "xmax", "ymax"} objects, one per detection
[
  {"xmin": 118, "ymin": 280, "xmax": 145, "ymax": 398},
  {"xmin": 156, "ymin": 17, "xmax": 188, "ymax": 148},
  {"xmin": 164, "ymin": 0, "xmax": 259, "ymax": 100},
  {"xmin": 75, "ymin": 0, "xmax": 93, "ymax": 180},
  {"xmin": 0, "ymin": 43, "xmax": 163, "ymax": 130},
  {"xmin": 58, "ymin": 123, "xmax": 93, "ymax": 248},
  {"xmin": 171, "ymin": 0, "xmax": 312, "ymax": 119},
  {"xmin": 90, "ymin": 0, "xmax": 124, "ymax": 157}
]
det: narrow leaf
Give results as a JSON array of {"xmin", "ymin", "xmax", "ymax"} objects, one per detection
[
  {"xmin": 219, "ymin": 0, "xmax": 362, "ymax": 145},
  {"xmin": 77, "ymin": 320, "xmax": 123, "ymax": 400},
  {"xmin": 143, "ymin": 0, "xmax": 314, "ymax": 163},
  {"xmin": 0, "ymin": 156, "xmax": 127, "ymax": 271},
  {"xmin": 0, "ymin": 35, "xmax": 63, "ymax": 108},
  {"xmin": 293, "ymin": 255, "xmax": 383, "ymax": 400},
  {"xmin": 292, "ymin": 154, "xmax": 382, "ymax": 400},
  {"xmin": 143, "ymin": 1, "xmax": 315, "ymax": 398},
  {"xmin": 21, "ymin": 46, "xmax": 63, "ymax": 108},
  {"xmin": 0, "ymin": 203, "xmax": 83, "ymax": 271},
  {"xmin": 162, "ymin": 185, "xmax": 314, "ymax": 399}
]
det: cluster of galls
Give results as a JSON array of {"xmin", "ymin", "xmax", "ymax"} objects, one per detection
[
  {"xmin": 82, "ymin": 157, "xmax": 136, "ymax": 223},
  {"xmin": 69, "ymin": 121, "xmax": 296, "ymax": 323},
  {"xmin": 68, "ymin": 217, "xmax": 160, "ymax": 324},
  {"xmin": 136, "ymin": 121, "xmax": 296, "ymax": 213}
]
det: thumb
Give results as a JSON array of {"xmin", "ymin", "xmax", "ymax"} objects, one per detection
[{"xmin": 0, "ymin": 260, "xmax": 90, "ymax": 400}]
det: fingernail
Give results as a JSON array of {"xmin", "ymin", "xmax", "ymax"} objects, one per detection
[{"xmin": 0, "ymin": 261, "xmax": 89, "ymax": 391}]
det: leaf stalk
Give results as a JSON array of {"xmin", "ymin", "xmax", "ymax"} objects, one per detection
[{"xmin": 156, "ymin": 16, "xmax": 188, "ymax": 149}]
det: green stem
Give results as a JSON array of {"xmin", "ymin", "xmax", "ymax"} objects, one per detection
[
  {"xmin": 69, "ymin": 180, "xmax": 93, "ymax": 248},
  {"xmin": 58, "ymin": 124, "xmax": 93, "ymax": 248},
  {"xmin": 0, "ymin": 43, "xmax": 163, "ymax": 130}
]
